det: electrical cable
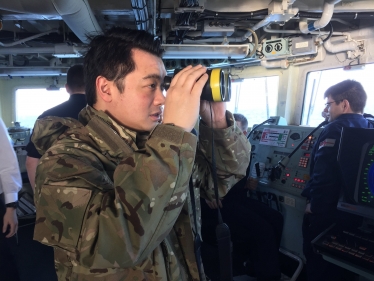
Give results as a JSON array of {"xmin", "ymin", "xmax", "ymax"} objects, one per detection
[
  {"xmin": 322, "ymin": 22, "xmax": 333, "ymax": 43},
  {"xmin": 245, "ymin": 28, "xmax": 258, "ymax": 58},
  {"xmin": 247, "ymin": 118, "xmax": 274, "ymax": 139}
]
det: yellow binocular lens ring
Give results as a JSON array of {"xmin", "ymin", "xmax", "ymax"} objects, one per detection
[{"xmin": 210, "ymin": 68, "xmax": 222, "ymax": 102}]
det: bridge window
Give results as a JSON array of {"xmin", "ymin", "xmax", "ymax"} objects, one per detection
[
  {"xmin": 227, "ymin": 76, "xmax": 279, "ymax": 128},
  {"xmin": 302, "ymin": 65, "xmax": 374, "ymax": 126},
  {"xmin": 15, "ymin": 88, "xmax": 69, "ymax": 129}
]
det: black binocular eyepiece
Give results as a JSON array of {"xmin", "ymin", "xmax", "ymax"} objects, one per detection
[{"xmin": 163, "ymin": 68, "xmax": 231, "ymax": 102}]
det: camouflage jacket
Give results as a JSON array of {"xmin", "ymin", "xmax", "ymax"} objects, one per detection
[{"xmin": 32, "ymin": 106, "xmax": 250, "ymax": 281}]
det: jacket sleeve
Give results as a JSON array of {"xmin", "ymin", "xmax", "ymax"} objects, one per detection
[
  {"xmin": 306, "ymin": 125, "xmax": 342, "ymax": 214},
  {"xmin": 34, "ymin": 123, "xmax": 197, "ymax": 269},
  {"xmin": 193, "ymin": 111, "xmax": 251, "ymax": 201},
  {"xmin": 0, "ymin": 118, "xmax": 22, "ymax": 204}
]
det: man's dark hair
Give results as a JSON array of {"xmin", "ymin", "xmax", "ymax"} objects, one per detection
[
  {"xmin": 324, "ymin": 80, "xmax": 367, "ymax": 113},
  {"xmin": 67, "ymin": 64, "xmax": 85, "ymax": 92},
  {"xmin": 233, "ymin": 113, "xmax": 248, "ymax": 132},
  {"xmin": 84, "ymin": 27, "xmax": 164, "ymax": 106}
]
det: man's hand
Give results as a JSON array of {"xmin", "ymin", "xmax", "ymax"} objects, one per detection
[
  {"xmin": 200, "ymin": 101, "xmax": 227, "ymax": 129},
  {"xmin": 305, "ymin": 203, "xmax": 312, "ymax": 214},
  {"xmin": 205, "ymin": 199, "xmax": 223, "ymax": 209},
  {"xmin": 162, "ymin": 65, "xmax": 208, "ymax": 132},
  {"xmin": 3, "ymin": 207, "xmax": 18, "ymax": 238}
]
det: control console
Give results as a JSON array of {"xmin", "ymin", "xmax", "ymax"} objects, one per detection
[{"xmin": 248, "ymin": 125, "xmax": 323, "ymax": 197}]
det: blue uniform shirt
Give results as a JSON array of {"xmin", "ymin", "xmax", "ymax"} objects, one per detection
[
  {"xmin": 301, "ymin": 113, "xmax": 374, "ymax": 214},
  {"xmin": 26, "ymin": 94, "xmax": 87, "ymax": 159}
]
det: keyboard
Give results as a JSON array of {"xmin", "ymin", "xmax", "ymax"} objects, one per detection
[{"xmin": 312, "ymin": 223, "xmax": 374, "ymax": 273}]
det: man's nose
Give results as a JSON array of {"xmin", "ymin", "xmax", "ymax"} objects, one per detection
[{"xmin": 154, "ymin": 88, "xmax": 166, "ymax": 105}]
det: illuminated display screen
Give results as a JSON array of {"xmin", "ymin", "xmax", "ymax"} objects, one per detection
[{"xmin": 357, "ymin": 144, "xmax": 374, "ymax": 207}]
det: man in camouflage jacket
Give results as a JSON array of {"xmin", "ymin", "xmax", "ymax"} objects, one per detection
[{"xmin": 32, "ymin": 27, "xmax": 250, "ymax": 281}]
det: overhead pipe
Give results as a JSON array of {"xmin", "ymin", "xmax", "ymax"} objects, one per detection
[
  {"xmin": 322, "ymin": 36, "xmax": 358, "ymax": 53},
  {"xmin": 299, "ymin": 0, "xmax": 341, "ymax": 34},
  {"xmin": 264, "ymin": 25, "xmax": 345, "ymax": 36},
  {"xmin": 183, "ymin": 37, "xmax": 248, "ymax": 43},
  {"xmin": 0, "ymin": 0, "xmax": 102, "ymax": 44},
  {"xmin": 298, "ymin": 11, "xmax": 374, "ymax": 20},
  {"xmin": 0, "ymin": 29, "xmax": 59, "ymax": 47},
  {"xmin": 161, "ymin": 44, "xmax": 249, "ymax": 59},
  {"xmin": 50, "ymin": 0, "xmax": 102, "ymax": 43},
  {"xmin": 260, "ymin": 60, "xmax": 289, "ymax": 69},
  {"xmin": 0, "ymin": 44, "xmax": 84, "ymax": 56},
  {"xmin": 203, "ymin": 9, "xmax": 268, "ymax": 19},
  {"xmin": 242, "ymin": 6, "xmax": 299, "ymax": 40}
]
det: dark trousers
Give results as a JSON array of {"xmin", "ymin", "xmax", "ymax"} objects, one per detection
[
  {"xmin": 201, "ymin": 182, "xmax": 283, "ymax": 281},
  {"xmin": 0, "ymin": 194, "xmax": 57, "ymax": 281},
  {"xmin": 0, "ymin": 195, "xmax": 20, "ymax": 281},
  {"xmin": 302, "ymin": 212, "xmax": 359, "ymax": 281}
]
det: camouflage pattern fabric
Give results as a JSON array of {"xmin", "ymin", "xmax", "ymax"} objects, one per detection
[{"xmin": 32, "ymin": 105, "xmax": 251, "ymax": 281}]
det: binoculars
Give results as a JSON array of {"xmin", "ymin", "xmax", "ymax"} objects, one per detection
[{"xmin": 163, "ymin": 68, "xmax": 231, "ymax": 102}]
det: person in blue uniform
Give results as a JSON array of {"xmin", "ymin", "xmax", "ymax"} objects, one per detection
[
  {"xmin": 25, "ymin": 64, "xmax": 87, "ymax": 190},
  {"xmin": 301, "ymin": 80, "xmax": 374, "ymax": 281}
]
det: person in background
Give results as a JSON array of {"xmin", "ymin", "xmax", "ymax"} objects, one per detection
[
  {"xmin": 11, "ymin": 65, "xmax": 85, "ymax": 281},
  {"xmin": 301, "ymin": 80, "xmax": 374, "ymax": 281},
  {"xmin": 201, "ymin": 113, "xmax": 283, "ymax": 281},
  {"xmin": 0, "ymin": 117, "xmax": 22, "ymax": 281},
  {"xmin": 233, "ymin": 113, "xmax": 248, "ymax": 136},
  {"xmin": 25, "ymin": 64, "xmax": 86, "ymax": 190}
]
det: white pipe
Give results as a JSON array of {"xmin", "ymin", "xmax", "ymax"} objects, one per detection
[
  {"xmin": 0, "ymin": 44, "xmax": 84, "ymax": 56},
  {"xmin": 245, "ymin": 6, "xmax": 299, "ymax": 38},
  {"xmin": 260, "ymin": 60, "xmax": 289, "ymax": 69},
  {"xmin": 162, "ymin": 44, "xmax": 249, "ymax": 59},
  {"xmin": 299, "ymin": 0, "xmax": 341, "ymax": 33},
  {"xmin": 0, "ymin": 47, "xmax": 55, "ymax": 55},
  {"xmin": 264, "ymin": 25, "xmax": 345, "ymax": 36},
  {"xmin": 183, "ymin": 38, "xmax": 246, "ymax": 43},
  {"xmin": 323, "ymin": 39, "xmax": 358, "ymax": 53},
  {"xmin": 0, "ymin": 29, "xmax": 58, "ymax": 47}
]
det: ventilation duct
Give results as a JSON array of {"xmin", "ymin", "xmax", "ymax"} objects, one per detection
[{"xmin": 0, "ymin": 0, "xmax": 102, "ymax": 43}]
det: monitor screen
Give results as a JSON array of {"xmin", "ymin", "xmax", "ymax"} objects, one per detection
[{"xmin": 337, "ymin": 127, "xmax": 374, "ymax": 220}]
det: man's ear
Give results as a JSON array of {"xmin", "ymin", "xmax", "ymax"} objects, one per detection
[
  {"xmin": 65, "ymin": 83, "xmax": 71, "ymax": 94},
  {"xmin": 96, "ymin": 76, "xmax": 112, "ymax": 102},
  {"xmin": 342, "ymin": 99, "xmax": 350, "ymax": 111}
]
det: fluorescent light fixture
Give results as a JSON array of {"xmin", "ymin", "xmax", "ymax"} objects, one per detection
[
  {"xmin": 52, "ymin": 44, "xmax": 84, "ymax": 58},
  {"xmin": 53, "ymin": 53, "xmax": 82, "ymax": 58},
  {"xmin": 162, "ymin": 44, "xmax": 249, "ymax": 59},
  {"xmin": 0, "ymin": 67, "xmax": 69, "ymax": 77}
]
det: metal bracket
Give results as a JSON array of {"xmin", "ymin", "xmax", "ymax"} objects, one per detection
[{"xmin": 173, "ymin": 0, "xmax": 205, "ymax": 14}]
